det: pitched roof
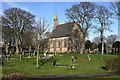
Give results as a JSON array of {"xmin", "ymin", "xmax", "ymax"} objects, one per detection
[{"xmin": 50, "ymin": 22, "xmax": 74, "ymax": 38}]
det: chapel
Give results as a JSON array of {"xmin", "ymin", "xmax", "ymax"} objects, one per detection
[{"xmin": 49, "ymin": 14, "xmax": 78, "ymax": 53}]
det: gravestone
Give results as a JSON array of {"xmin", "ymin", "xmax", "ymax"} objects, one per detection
[
  {"xmin": 33, "ymin": 50, "xmax": 35, "ymax": 56},
  {"xmin": 39, "ymin": 55, "xmax": 42, "ymax": 58},
  {"xmin": 65, "ymin": 52, "xmax": 67, "ymax": 55},
  {"xmin": 17, "ymin": 58, "xmax": 19, "ymax": 61},
  {"xmin": 20, "ymin": 54, "xmax": 22, "ymax": 60},
  {"xmin": 72, "ymin": 56, "xmax": 74, "ymax": 63},
  {"xmin": 75, "ymin": 55, "xmax": 76, "ymax": 59},
  {"xmin": 53, "ymin": 61, "xmax": 56, "ymax": 66},
  {"xmin": 44, "ymin": 52, "xmax": 46, "ymax": 57},
  {"xmin": 73, "ymin": 59, "xmax": 76, "ymax": 63},
  {"xmin": 22, "ymin": 51, "xmax": 25, "ymax": 56},
  {"xmin": 7, "ymin": 57, "xmax": 9, "ymax": 61},
  {"xmin": 99, "ymin": 56, "xmax": 102, "ymax": 61},
  {"xmin": 29, "ymin": 51, "xmax": 31, "ymax": 57},
  {"xmin": 55, "ymin": 52, "xmax": 58, "ymax": 56},
  {"xmin": 54, "ymin": 53, "xmax": 55, "ymax": 56},
  {"xmin": 87, "ymin": 54, "xmax": 91, "ymax": 61},
  {"xmin": 44, "ymin": 50, "xmax": 48, "ymax": 57},
  {"xmin": 71, "ymin": 63, "xmax": 74, "ymax": 68},
  {"xmin": 3, "ymin": 55, "xmax": 6, "ymax": 59}
]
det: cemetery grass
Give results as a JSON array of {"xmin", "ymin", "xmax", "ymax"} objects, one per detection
[{"xmin": 2, "ymin": 53, "xmax": 117, "ymax": 77}]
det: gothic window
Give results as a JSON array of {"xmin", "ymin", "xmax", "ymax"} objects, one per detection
[
  {"xmin": 64, "ymin": 39, "xmax": 67, "ymax": 47},
  {"xmin": 52, "ymin": 40, "xmax": 55, "ymax": 48},
  {"xmin": 58, "ymin": 40, "xmax": 60, "ymax": 48}
]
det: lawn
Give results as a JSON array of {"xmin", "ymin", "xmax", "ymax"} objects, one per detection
[{"xmin": 2, "ymin": 53, "xmax": 117, "ymax": 77}]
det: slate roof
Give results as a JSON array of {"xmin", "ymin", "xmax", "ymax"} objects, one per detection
[{"xmin": 50, "ymin": 22, "xmax": 74, "ymax": 38}]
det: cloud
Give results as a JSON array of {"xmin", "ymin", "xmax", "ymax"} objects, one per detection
[{"xmin": 7, "ymin": 2, "xmax": 29, "ymax": 11}]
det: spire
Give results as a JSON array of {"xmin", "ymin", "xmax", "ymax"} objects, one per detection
[
  {"xmin": 54, "ymin": 13, "xmax": 58, "ymax": 19},
  {"xmin": 53, "ymin": 13, "xmax": 59, "ymax": 31}
]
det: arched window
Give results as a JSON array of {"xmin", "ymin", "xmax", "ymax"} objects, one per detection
[
  {"xmin": 58, "ymin": 40, "xmax": 60, "ymax": 48},
  {"xmin": 52, "ymin": 40, "xmax": 55, "ymax": 48},
  {"xmin": 64, "ymin": 39, "xmax": 67, "ymax": 47}
]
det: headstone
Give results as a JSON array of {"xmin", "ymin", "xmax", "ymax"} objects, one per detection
[
  {"xmin": 22, "ymin": 51, "xmax": 25, "ymax": 56},
  {"xmin": 44, "ymin": 50, "xmax": 48, "ymax": 57},
  {"xmin": 73, "ymin": 59, "xmax": 76, "ymax": 63},
  {"xmin": 9, "ymin": 51, "xmax": 12, "ymax": 55},
  {"xmin": 99, "ymin": 56, "xmax": 102, "ymax": 61},
  {"xmin": 33, "ymin": 50, "xmax": 35, "ymax": 56},
  {"xmin": 39, "ymin": 55, "xmax": 42, "ymax": 58},
  {"xmin": 75, "ymin": 55, "xmax": 76, "ymax": 59},
  {"xmin": 53, "ymin": 61, "xmax": 56, "ymax": 66},
  {"xmin": 29, "ymin": 52, "xmax": 31, "ymax": 57},
  {"xmin": 87, "ymin": 54, "xmax": 91, "ymax": 61},
  {"xmin": 71, "ymin": 64, "xmax": 74, "ymax": 68},
  {"xmin": 20, "ymin": 54, "xmax": 22, "ymax": 60},
  {"xmin": 72, "ymin": 56, "xmax": 74, "ymax": 63},
  {"xmin": 44, "ymin": 52, "xmax": 46, "ymax": 57},
  {"xmin": 55, "ymin": 52, "xmax": 57, "ymax": 55},
  {"xmin": 65, "ymin": 52, "xmax": 67, "ymax": 55},
  {"xmin": 17, "ymin": 58, "xmax": 19, "ymax": 61},
  {"xmin": 3, "ymin": 55, "xmax": 6, "ymax": 59},
  {"xmin": 51, "ymin": 56, "xmax": 53, "ymax": 58},
  {"xmin": 7, "ymin": 57, "xmax": 9, "ymax": 61}
]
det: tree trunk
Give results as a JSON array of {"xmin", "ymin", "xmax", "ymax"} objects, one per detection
[
  {"xmin": 22, "ymin": 50, "xmax": 24, "ymax": 56},
  {"xmin": 80, "ymin": 33, "xmax": 85, "ymax": 54},
  {"xmin": 15, "ymin": 35, "xmax": 19, "ymax": 54},
  {"xmin": 101, "ymin": 32, "xmax": 104, "ymax": 55},
  {"xmin": 36, "ymin": 46, "xmax": 39, "ymax": 68},
  {"xmin": 80, "ymin": 41, "xmax": 85, "ymax": 54},
  {"xmin": 29, "ymin": 46, "xmax": 31, "ymax": 57},
  {"xmin": 5, "ymin": 43, "xmax": 9, "ymax": 54},
  {"xmin": 20, "ymin": 46, "xmax": 22, "ymax": 53}
]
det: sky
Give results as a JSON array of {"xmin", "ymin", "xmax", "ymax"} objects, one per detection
[{"xmin": 1, "ymin": 2, "xmax": 119, "ymax": 41}]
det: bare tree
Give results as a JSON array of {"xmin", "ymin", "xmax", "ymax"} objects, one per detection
[
  {"xmin": 92, "ymin": 36, "xmax": 101, "ymax": 45},
  {"xmin": 92, "ymin": 36, "xmax": 106, "ymax": 45},
  {"xmin": 33, "ymin": 18, "xmax": 50, "ymax": 68},
  {"xmin": 106, "ymin": 34, "xmax": 117, "ymax": 48},
  {"xmin": 65, "ymin": 2, "xmax": 96, "ymax": 54},
  {"xmin": 94, "ymin": 6, "xmax": 113, "ymax": 55},
  {"xmin": 2, "ymin": 8, "xmax": 35, "ymax": 54},
  {"xmin": 110, "ymin": 2, "xmax": 120, "ymax": 19}
]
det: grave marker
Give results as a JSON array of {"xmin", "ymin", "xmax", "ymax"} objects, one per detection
[
  {"xmin": 72, "ymin": 56, "xmax": 74, "ymax": 63},
  {"xmin": 44, "ymin": 50, "xmax": 48, "ymax": 57},
  {"xmin": 20, "ymin": 54, "xmax": 22, "ymax": 60},
  {"xmin": 71, "ymin": 64, "xmax": 74, "ymax": 68},
  {"xmin": 53, "ymin": 61, "xmax": 56, "ymax": 66},
  {"xmin": 99, "ymin": 56, "xmax": 102, "ymax": 61},
  {"xmin": 87, "ymin": 54, "xmax": 91, "ymax": 61}
]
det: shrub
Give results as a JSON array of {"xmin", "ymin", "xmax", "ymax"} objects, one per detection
[
  {"xmin": 8, "ymin": 73, "xmax": 24, "ymax": 80},
  {"xmin": 105, "ymin": 57, "xmax": 118, "ymax": 72}
]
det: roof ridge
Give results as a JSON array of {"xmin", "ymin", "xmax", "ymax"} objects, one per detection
[{"xmin": 57, "ymin": 22, "xmax": 73, "ymax": 26}]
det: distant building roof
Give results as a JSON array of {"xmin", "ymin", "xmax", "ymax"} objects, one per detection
[{"xmin": 50, "ymin": 22, "xmax": 74, "ymax": 38}]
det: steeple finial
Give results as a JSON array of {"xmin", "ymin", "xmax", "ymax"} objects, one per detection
[{"xmin": 54, "ymin": 13, "xmax": 58, "ymax": 19}]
